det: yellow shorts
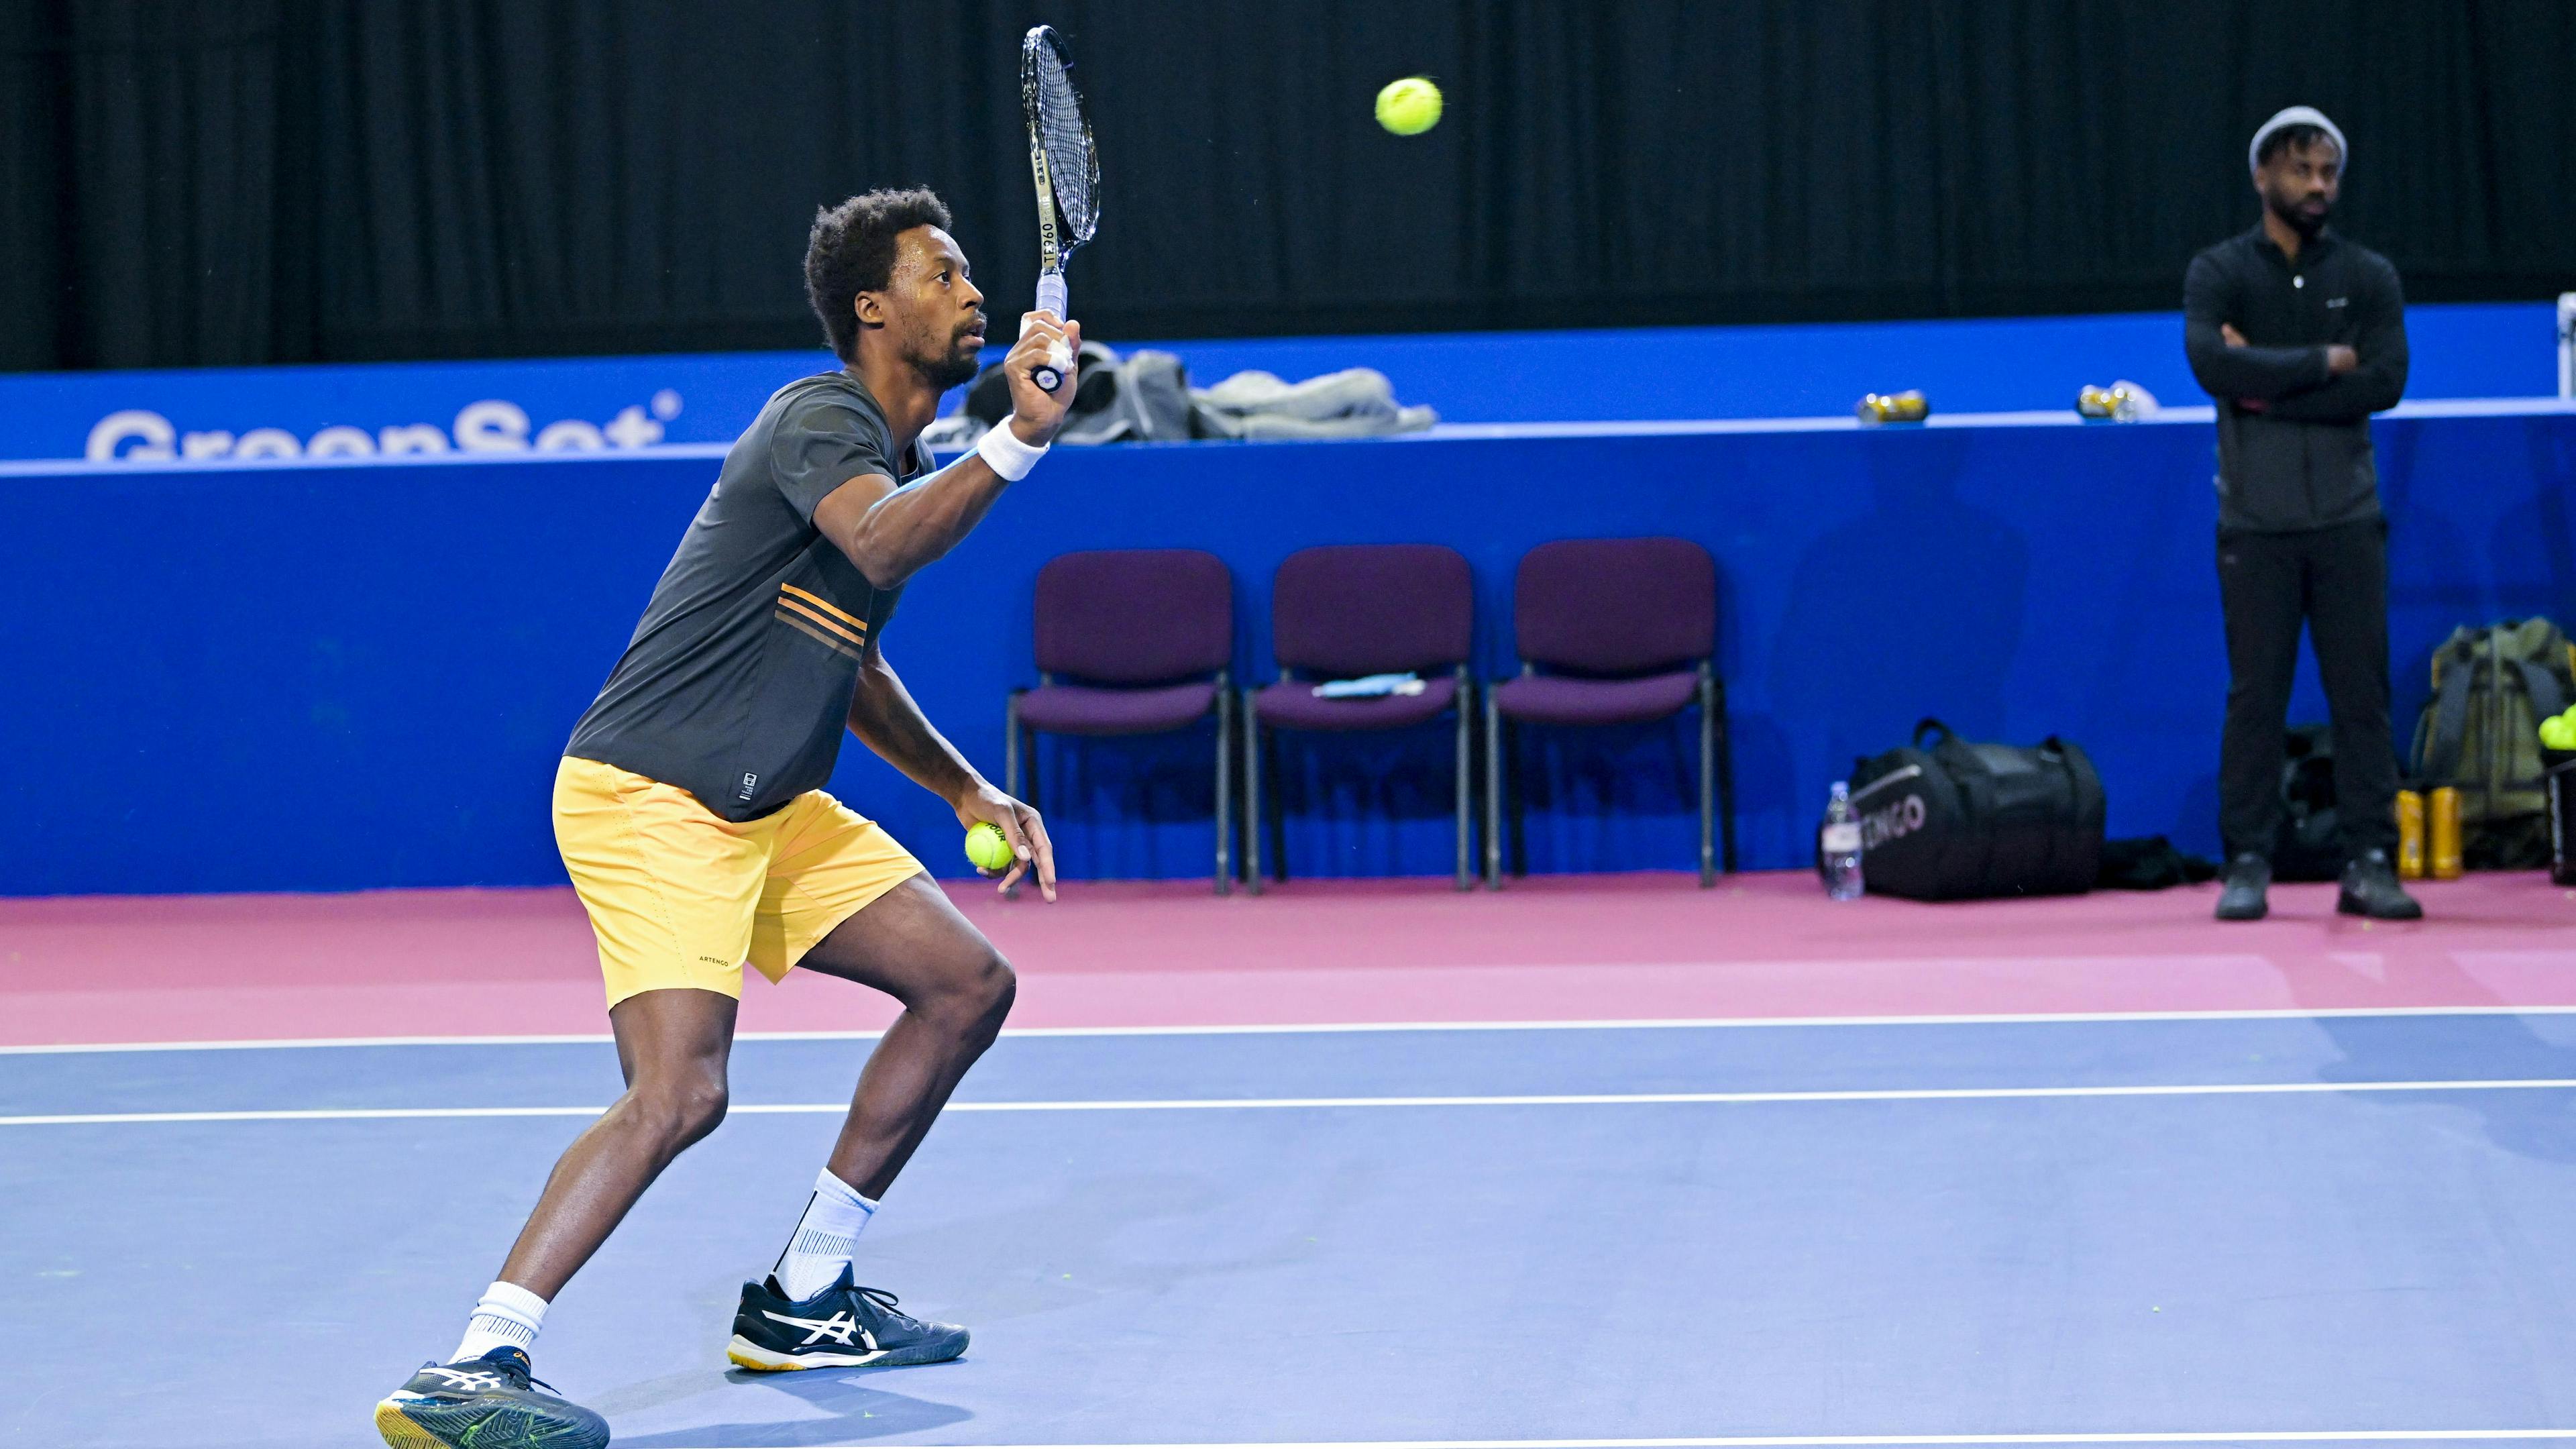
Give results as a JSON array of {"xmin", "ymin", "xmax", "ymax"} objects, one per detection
[{"xmin": 553, "ymin": 755, "xmax": 925, "ymax": 1008}]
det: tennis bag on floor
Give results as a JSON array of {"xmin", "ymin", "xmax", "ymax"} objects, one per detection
[
  {"xmin": 1847, "ymin": 719, "xmax": 2105, "ymax": 900},
  {"xmin": 2273, "ymin": 722, "xmax": 2347, "ymax": 882},
  {"xmin": 2408, "ymin": 619, "xmax": 2575, "ymax": 869}
]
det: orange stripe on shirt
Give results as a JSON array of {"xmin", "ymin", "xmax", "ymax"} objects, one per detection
[
  {"xmin": 779, "ymin": 583, "xmax": 866, "ymax": 630},
  {"xmin": 776, "ymin": 595, "xmax": 866, "ymax": 646},
  {"xmin": 773, "ymin": 608, "xmax": 863, "ymax": 659}
]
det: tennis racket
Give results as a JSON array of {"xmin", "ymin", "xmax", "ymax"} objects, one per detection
[{"xmin": 1021, "ymin": 25, "xmax": 1098, "ymax": 392}]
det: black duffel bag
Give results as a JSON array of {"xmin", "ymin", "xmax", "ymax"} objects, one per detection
[{"xmin": 1845, "ymin": 718, "xmax": 2105, "ymax": 900}]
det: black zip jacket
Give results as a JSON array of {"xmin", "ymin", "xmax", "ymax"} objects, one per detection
[{"xmin": 2182, "ymin": 224, "xmax": 2408, "ymax": 532}]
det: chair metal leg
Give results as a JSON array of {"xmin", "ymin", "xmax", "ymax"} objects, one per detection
[
  {"xmin": 1242, "ymin": 692, "xmax": 1263, "ymax": 896},
  {"xmin": 1003, "ymin": 694, "xmax": 1026, "ymax": 900},
  {"xmin": 1713, "ymin": 675, "xmax": 1738, "ymax": 875},
  {"xmin": 1266, "ymin": 728, "xmax": 1289, "ymax": 885},
  {"xmin": 1483, "ymin": 687, "xmax": 1503, "ymax": 888},
  {"xmin": 1004, "ymin": 692, "xmax": 1022, "ymax": 802},
  {"xmin": 1454, "ymin": 668, "xmax": 1473, "ymax": 891},
  {"xmin": 1026, "ymin": 726, "xmax": 1042, "ymax": 829},
  {"xmin": 1505, "ymin": 720, "xmax": 1529, "ymax": 879},
  {"xmin": 1213, "ymin": 683, "xmax": 1233, "ymax": 896},
  {"xmin": 1698, "ymin": 667, "xmax": 1718, "ymax": 888}
]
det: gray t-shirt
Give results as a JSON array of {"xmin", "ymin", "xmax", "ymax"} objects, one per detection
[{"xmin": 566, "ymin": 372, "xmax": 922, "ymax": 821}]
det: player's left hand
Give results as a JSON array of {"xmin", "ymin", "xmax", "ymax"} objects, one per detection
[
  {"xmin": 957, "ymin": 780, "xmax": 1056, "ymax": 902},
  {"xmin": 1003, "ymin": 310, "xmax": 1081, "ymax": 446}
]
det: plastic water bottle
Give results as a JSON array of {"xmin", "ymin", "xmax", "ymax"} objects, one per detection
[{"xmin": 1821, "ymin": 781, "xmax": 1865, "ymax": 900}]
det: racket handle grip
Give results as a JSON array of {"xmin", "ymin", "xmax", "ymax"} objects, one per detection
[{"xmin": 1031, "ymin": 273, "xmax": 1072, "ymax": 392}]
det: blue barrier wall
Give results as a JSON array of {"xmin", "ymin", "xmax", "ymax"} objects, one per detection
[
  {"xmin": 1157, "ymin": 301, "xmax": 2559, "ymax": 425},
  {"xmin": 5, "ymin": 405, "xmax": 2571, "ymax": 896},
  {"xmin": 0, "ymin": 302, "xmax": 2555, "ymax": 462}
]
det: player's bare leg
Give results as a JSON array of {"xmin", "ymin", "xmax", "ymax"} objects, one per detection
[
  {"xmin": 724, "ymin": 873, "xmax": 1012, "ymax": 1371},
  {"xmin": 798, "ymin": 873, "xmax": 1018, "ymax": 1196},
  {"xmin": 376, "ymin": 990, "xmax": 731, "ymax": 1448},
  {"xmin": 495, "ymin": 988, "xmax": 740, "ymax": 1297}
]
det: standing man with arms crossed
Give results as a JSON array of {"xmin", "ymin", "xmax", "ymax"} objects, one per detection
[
  {"xmin": 376, "ymin": 188, "xmax": 1079, "ymax": 1449},
  {"xmin": 2184, "ymin": 107, "xmax": 2420, "ymax": 923}
]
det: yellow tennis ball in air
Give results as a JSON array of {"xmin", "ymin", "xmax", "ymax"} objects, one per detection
[
  {"xmin": 965, "ymin": 821, "xmax": 1016, "ymax": 872},
  {"xmin": 1376, "ymin": 76, "xmax": 1442, "ymax": 136}
]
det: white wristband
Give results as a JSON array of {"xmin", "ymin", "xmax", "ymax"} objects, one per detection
[{"xmin": 975, "ymin": 423, "xmax": 1049, "ymax": 482}]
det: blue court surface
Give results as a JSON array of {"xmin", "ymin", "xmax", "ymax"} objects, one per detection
[{"xmin": 10, "ymin": 1012, "xmax": 2576, "ymax": 1448}]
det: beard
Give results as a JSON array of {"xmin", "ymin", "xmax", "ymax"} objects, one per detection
[
  {"xmin": 917, "ymin": 321, "xmax": 986, "ymax": 390},
  {"xmin": 2265, "ymin": 186, "xmax": 2331, "ymax": 239}
]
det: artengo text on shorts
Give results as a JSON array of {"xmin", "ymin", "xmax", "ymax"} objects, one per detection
[{"xmin": 85, "ymin": 392, "xmax": 684, "ymax": 462}]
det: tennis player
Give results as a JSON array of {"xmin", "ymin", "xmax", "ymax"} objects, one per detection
[{"xmin": 376, "ymin": 188, "xmax": 1077, "ymax": 1449}]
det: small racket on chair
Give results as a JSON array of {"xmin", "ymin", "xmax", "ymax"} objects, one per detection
[{"xmin": 1022, "ymin": 24, "xmax": 1099, "ymax": 392}]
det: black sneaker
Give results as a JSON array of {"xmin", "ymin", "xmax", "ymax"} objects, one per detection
[
  {"xmin": 728, "ymin": 1265, "xmax": 969, "ymax": 1371},
  {"xmin": 2214, "ymin": 852, "xmax": 2271, "ymax": 921},
  {"xmin": 2339, "ymin": 848, "xmax": 2425, "ymax": 920},
  {"xmin": 374, "ymin": 1346, "xmax": 608, "ymax": 1449}
]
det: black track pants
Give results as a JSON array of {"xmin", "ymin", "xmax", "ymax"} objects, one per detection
[{"xmin": 2216, "ymin": 519, "xmax": 2400, "ymax": 861}]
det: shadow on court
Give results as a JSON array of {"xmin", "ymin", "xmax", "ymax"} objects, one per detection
[
  {"xmin": 609, "ymin": 1369, "xmax": 975, "ymax": 1447},
  {"xmin": 2291, "ymin": 939, "xmax": 2576, "ymax": 1165}
]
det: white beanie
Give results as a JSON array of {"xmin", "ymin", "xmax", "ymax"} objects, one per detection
[{"xmin": 2249, "ymin": 105, "xmax": 2348, "ymax": 175}]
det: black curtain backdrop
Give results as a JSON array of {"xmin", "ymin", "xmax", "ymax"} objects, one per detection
[{"xmin": 7, "ymin": 0, "xmax": 2575, "ymax": 372}]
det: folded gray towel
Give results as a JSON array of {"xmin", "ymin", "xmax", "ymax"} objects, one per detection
[{"xmin": 1193, "ymin": 368, "xmax": 1437, "ymax": 439}]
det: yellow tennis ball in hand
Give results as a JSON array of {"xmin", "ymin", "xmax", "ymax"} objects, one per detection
[
  {"xmin": 1376, "ymin": 76, "xmax": 1442, "ymax": 136},
  {"xmin": 964, "ymin": 821, "xmax": 1016, "ymax": 872}
]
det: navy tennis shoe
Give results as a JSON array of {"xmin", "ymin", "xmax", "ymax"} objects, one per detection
[
  {"xmin": 373, "ymin": 1346, "xmax": 608, "ymax": 1449},
  {"xmin": 728, "ymin": 1265, "xmax": 969, "ymax": 1371}
]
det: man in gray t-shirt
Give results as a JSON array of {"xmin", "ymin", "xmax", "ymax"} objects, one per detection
[
  {"xmin": 376, "ymin": 187, "xmax": 1083, "ymax": 1449},
  {"xmin": 566, "ymin": 368, "xmax": 928, "ymax": 820}
]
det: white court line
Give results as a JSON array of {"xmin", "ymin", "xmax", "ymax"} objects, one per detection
[
  {"xmin": 9, "ymin": 1004, "xmax": 2576, "ymax": 1056},
  {"xmin": 9, "ymin": 1077, "xmax": 2576, "ymax": 1127},
  {"xmin": 627, "ymin": 1429, "xmax": 2576, "ymax": 1447}
]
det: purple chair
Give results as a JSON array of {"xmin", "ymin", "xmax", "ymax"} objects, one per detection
[
  {"xmin": 1485, "ymin": 537, "xmax": 1733, "ymax": 888},
  {"xmin": 1244, "ymin": 544, "xmax": 1477, "ymax": 892},
  {"xmin": 1008, "ymin": 549, "xmax": 1236, "ymax": 893}
]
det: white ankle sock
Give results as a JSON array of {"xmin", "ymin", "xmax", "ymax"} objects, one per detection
[
  {"xmin": 452, "ymin": 1280, "xmax": 548, "ymax": 1362},
  {"xmin": 773, "ymin": 1168, "xmax": 877, "ymax": 1300}
]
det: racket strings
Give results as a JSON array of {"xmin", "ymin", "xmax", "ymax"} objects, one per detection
[{"xmin": 1032, "ymin": 52, "xmax": 1097, "ymax": 239}]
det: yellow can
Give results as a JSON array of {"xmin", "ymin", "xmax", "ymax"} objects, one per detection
[
  {"xmin": 2395, "ymin": 790, "xmax": 2425, "ymax": 879},
  {"xmin": 2428, "ymin": 786, "xmax": 2463, "ymax": 879},
  {"xmin": 1857, "ymin": 390, "xmax": 1931, "ymax": 425}
]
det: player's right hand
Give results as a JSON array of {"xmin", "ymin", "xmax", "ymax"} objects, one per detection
[{"xmin": 1004, "ymin": 310, "xmax": 1082, "ymax": 445}]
